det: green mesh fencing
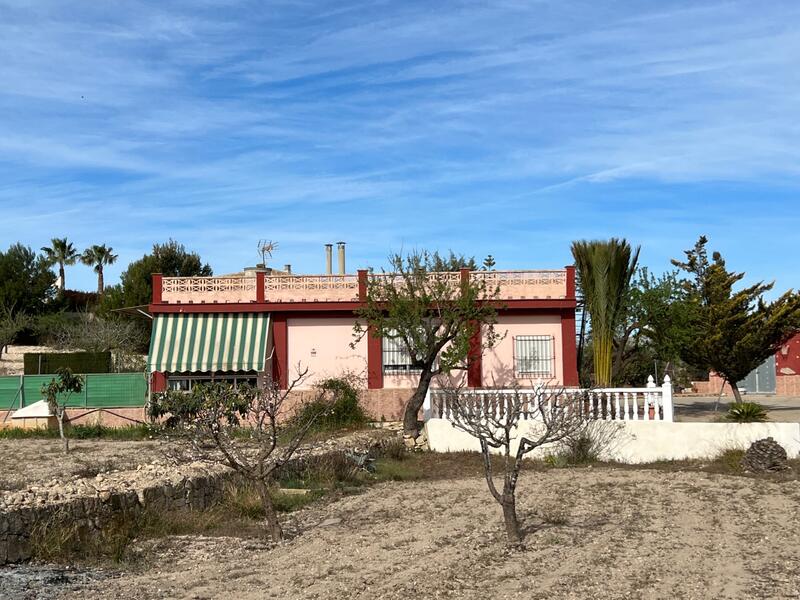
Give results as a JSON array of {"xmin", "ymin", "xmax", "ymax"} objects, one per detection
[
  {"xmin": 23, "ymin": 352, "xmax": 112, "ymax": 375},
  {"xmin": 0, "ymin": 373, "xmax": 147, "ymax": 410}
]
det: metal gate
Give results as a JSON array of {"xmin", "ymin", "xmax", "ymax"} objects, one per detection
[{"xmin": 737, "ymin": 356, "xmax": 776, "ymax": 394}]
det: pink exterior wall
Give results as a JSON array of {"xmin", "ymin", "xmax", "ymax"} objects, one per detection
[
  {"xmin": 286, "ymin": 317, "xmax": 368, "ymax": 388},
  {"xmin": 482, "ymin": 314, "xmax": 564, "ymax": 387}
]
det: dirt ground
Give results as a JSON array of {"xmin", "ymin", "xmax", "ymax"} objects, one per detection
[
  {"xmin": 0, "ymin": 439, "xmax": 165, "ymax": 492},
  {"xmin": 675, "ymin": 395, "xmax": 800, "ymax": 423},
  {"xmin": 24, "ymin": 467, "xmax": 798, "ymax": 600}
]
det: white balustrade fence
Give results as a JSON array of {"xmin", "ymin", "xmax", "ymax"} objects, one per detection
[{"xmin": 423, "ymin": 375, "xmax": 674, "ymax": 423}]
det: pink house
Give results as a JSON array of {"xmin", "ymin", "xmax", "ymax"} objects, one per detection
[{"xmin": 147, "ymin": 248, "xmax": 579, "ymax": 419}]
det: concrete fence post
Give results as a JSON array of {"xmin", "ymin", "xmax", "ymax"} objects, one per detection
[
  {"xmin": 662, "ymin": 374, "xmax": 674, "ymax": 422},
  {"xmin": 644, "ymin": 375, "xmax": 655, "ymax": 421},
  {"xmin": 423, "ymin": 386, "xmax": 432, "ymax": 421}
]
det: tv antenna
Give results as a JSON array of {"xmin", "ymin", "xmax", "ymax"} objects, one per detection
[{"xmin": 257, "ymin": 240, "xmax": 278, "ymax": 267}]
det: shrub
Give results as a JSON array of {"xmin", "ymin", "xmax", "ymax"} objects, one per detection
[
  {"xmin": 725, "ymin": 402, "xmax": 768, "ymax": 423},
  {"xmin": 554, "ymin": 423, "xmax": 619, "ymax": 466},
  {"xmin": 291, "ymin": 376, "xmax": 368, "ymax": 433},
  {"xmin": 371, "ymin": 437, "xmax": 407, "ymax": 461},
  {"xmin": 274, "ymin": 452, "xmax": 362, "ymax": 489}
]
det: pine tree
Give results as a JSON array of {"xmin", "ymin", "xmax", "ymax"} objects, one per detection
[{"xmin": 672, "ymin": 236, "xmax": 800, "ymax": 402}]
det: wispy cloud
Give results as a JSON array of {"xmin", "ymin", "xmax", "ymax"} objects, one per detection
[{"xmin": 0, "ymin": 0, "xmax": 799, "ymax": 292}]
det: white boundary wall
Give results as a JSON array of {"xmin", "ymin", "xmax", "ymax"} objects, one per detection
[{"xmin": 424, "ymin": 419, "xmax": 800, "ymax": 464}]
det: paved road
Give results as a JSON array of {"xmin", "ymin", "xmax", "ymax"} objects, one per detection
[{"xmin": 674, "ymin": 395, "xmax": 800, "ymax": 423}]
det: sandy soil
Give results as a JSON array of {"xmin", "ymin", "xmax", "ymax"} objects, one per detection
[{"xmin": 51, "ymin": 468, "xmax": 800, "ymax": 600}]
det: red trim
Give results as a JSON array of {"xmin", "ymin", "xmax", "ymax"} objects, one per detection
[
  {"xmin": 151, "ymin": 371, "xmax": 167, "ymax": 392},
  {"xmin": 357, "ymin": 269, "xmax": 368, "ymax": 302},
  {"xmin": 467, "ymin": 323, "xmax": 482, "ymax": 388},
  {"xmin": 149, "ymin": 298, "xmax": 575, "ymax": 314},
  {"xmin": 367, "ymin": 326, "xmax": 383, "ymax": 389},
  {"xmin": 256, "ymin": 271, "xmax": 265, "ymax": 303},
  {"xmin": 565, "ymin": 265, "xmax": 576, "ymax": 299},
  {"xmin": 272, "ymin": 314, "xmax": 288, "ymax": 389},
  {"xmin": 460, "ymin": 267, "xmax": 470, "ymax": 288},
  {"xmin": 561, "ymin": 308, "xmax": 579, "ymax": 386},
  {"xmin": 152, "ymin": 274, "xmax": 163, "ymax": 304}
]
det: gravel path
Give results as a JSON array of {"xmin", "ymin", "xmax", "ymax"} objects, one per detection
[{"xmin": 33, "ymin": 467, "xmax": 800, "ymax": 600}]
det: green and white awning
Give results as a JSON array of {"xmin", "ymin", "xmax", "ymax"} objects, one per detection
[{"xmin": 148, "ymin": 313, "xmax": 270, "ymax": 373}]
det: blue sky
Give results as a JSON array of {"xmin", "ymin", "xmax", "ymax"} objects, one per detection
[{"xmin": 1, "ymin": 0, "xmax": 799, "ymax": 294}]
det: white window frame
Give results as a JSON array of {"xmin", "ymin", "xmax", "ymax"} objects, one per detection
[{"xmin": 513, "ymin": 335, "xmax": 555, "ymax": 378}]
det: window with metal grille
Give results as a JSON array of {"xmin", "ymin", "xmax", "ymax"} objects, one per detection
[
  {"xmin": 382, "ymin": 333, "xmax": 418, "ymax": 373},
  {"xmin": 513, "ymin": 335, "xmax": 554, "ymax": 377}
]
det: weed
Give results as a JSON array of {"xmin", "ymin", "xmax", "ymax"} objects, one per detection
[
  {"xmin": 275, "ymin": 452, "xmax": 362, "ymax": 489},
  {"xmin": 714, "ymin": 448, "xmax": 746, "ymax": 473},
  {"xmin": 272, "ymin": 489, "xmax": 323, "ymax": 512},
  {"xmin": 371, "ymin": 437, "xmax": 408, "ymax": 461},
  {"xmin": 372, "ymin": 458, "xmax": 422, "ymax": 482},
  {"xmin": 0, "ymin": 424, "xmax": 156, "ymax": 441}
]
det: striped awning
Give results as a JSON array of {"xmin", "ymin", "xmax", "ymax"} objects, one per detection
[{"xmin": 148, "ymin": 313, "xmax": 270, "ymax": 373}]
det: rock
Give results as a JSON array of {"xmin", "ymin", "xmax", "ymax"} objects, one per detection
[
  {"xmin": 403, "ymin": 435, "xmax": 416, "ymax": 449},
  {"xmin": 319, "ymin": 517, "xmax": 342, "ymax": 528},
  {"xmin": 741, "ymin": 437, "xmax": 788, "ymax": 472}
]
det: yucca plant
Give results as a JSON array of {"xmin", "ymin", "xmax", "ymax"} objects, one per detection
[
  {"xmin": 725, "ymin": 401, "xmax": 768, "ymax": 423},
  {"xmin": 572, "ymin": 238, "xmax": 640, "ymax": 387}
]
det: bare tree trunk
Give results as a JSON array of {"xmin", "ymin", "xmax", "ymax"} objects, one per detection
[
  {"xmin": 404, "ymin": 369, "xmax": 434, "ymax": 436},
  {"xmin": 59, "ymin": 264, "xmax": 66, "ymax": 291},
  {"xmin": 501, "ymin": 489, "xmax": 521, "ymax": 544},
  {"xmin": 57, "ymin": 410, "xmax": 69, "ymax": 454},
  {"xmin": 255, "ymin": 480, "xmax": 283, "ymax": 541},
  {"xmin": 98, "ymin": 268, "xmax": 104, "ymax": 294}
]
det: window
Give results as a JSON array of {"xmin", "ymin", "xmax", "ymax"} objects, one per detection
[
  {"xmin": 513, "ymin": 335, "xmax": 554, "ymax": 377},
  {"xmin": 167, "ymin": 372, "xmax": 259, "ymax": 392},
  {"xmin": 382, "ymin": 334, "xmax": 418, "ymax": 373}
]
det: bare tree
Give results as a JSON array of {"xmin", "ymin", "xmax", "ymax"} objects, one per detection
[
  {"xmin": 41, "ymin": 367, "xmax": 84, "ymax": 454},
  {"xmin": 152, "ymin": 368, "xmax": 331, "ymax": 541},
  {"xmin": 445, "ymin": 384, "xmax": 588, "ymax": 544},
  {"xmin": 0, "ymin": 311, "xmax": 29, "ymax": 361}
]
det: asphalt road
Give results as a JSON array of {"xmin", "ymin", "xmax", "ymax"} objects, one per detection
[{"xmin": 674, "ymin": 395, "xmax": 800, "ymax": 423}]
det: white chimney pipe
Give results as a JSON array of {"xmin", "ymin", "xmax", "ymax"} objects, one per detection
[{"xmin": 325, "ymin": 244, "xmax": 333, "ymax": 275}]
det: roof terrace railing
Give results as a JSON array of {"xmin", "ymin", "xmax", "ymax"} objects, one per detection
[{"xmin": 156, "ymin": 269, "xmax": 571, "ymax": 305}]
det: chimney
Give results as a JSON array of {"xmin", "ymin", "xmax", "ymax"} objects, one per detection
[
  {"xmin": 325, "ymin": 244, "xmax": 333, "ymax": 275},
  {"xmin": 284, "ymin": 264, "xmax": 292, "ymax": 275},
  {"xmin": 337, "ymin": 242, "xmax": 346, "ymax": 275}
]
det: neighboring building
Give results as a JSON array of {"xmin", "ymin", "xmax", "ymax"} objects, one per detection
[
  {"xmin": 146, "ymin": 245, "xmax": 579, "ymax": 419},
  {"xmin": 693, "ymin": 332, "xmax": 800, "ymax": 397}
]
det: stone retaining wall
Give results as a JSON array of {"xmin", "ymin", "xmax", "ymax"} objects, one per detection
[
  {"xmin": 0, "ymin": 429, "xmax": 393, "ymax": 564},
  {"xmin": 0, "ymin": 470, "xmax": 230, "ymax": 564}
]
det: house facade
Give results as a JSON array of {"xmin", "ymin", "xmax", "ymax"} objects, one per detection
[
  {"xmin": 693, "ymin": 332, "xmax": 800, "ymax": 397},
  {"xmin": 147, "ymin": 254, "xmax": 579, "ymax": 419}
]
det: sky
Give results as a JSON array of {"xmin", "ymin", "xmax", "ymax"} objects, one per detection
[{"xmin": 1, "ymin": 0, "xmax": 799, "ymax": 294}]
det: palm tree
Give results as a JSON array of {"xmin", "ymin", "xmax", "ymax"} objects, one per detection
[
  {"xmin": 41, "ymin": 238, "xmax": 79, "ymax": 292},
  {"xmin": 571, "ymin": 238, "xmax": 640, "ymax": 387},
  {"xmin": 80, "ymin": 244, "xmax": 118, "ymax": 293}
]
